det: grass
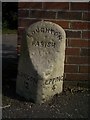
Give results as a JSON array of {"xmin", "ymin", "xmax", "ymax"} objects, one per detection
[{"xmin": 2, "ymin": 28, "xmax": 17, "ymax": 34}]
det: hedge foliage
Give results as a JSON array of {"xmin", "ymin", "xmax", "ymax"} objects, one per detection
[{"xmin": 2, "ymin": 2, "xmax": 18, "ymax": 30}]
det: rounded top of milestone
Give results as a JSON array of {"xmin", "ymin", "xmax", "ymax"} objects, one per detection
[{"xmin": 27, "ymin": 21, "xmax": 66, "ymax": 41}]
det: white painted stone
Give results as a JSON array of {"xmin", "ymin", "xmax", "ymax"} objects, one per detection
[{"xmin": 16, "ymin": 21, "xmax": 66, "ymax": 103}]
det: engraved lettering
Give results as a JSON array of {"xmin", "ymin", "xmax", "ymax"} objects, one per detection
[
  {"xmin": 54, "ymin": 32, "xmax": 58, "ymax": 36},
  {"xmin": 45, "ymin": 75, "xmax": 63, "ymax": 85},
  {"xmin": 47, "ymin": 42, "xmax": 51, "ymax": 47},
  {"xmin": 45, "ymin": 28, "xmax": 50, "ymax": 33},
  {"xmin": 45, "ymin": 80, "xmax": 50, "ymax": 85},
  {"xmin": 31, "ymin": 41, "xmax": 56, "ymax": 48},
  {"xmin": 52, "ymin": 42, "xmax": 56, "ymax": 48},
  {"xmin": 28, "ymin": 27, "xmax": 62, "ymax": 40},
  {"xmin": 32, "ymin": 31, "xmax": 35, "ymax": 34},
  {"xmin": 58, "ymin": 35, "xmax": 62, "ymax": 40},
  {"xmin": 41, "ymin": 41, "xmax": 44, "ymax": 47},
  {"xmin": 18, "ymin": 72, "xmax": 38, "ymax": 89},
  {"xmin": 36, "ymin": 41, "xmax": 39, "ymax": 46},
  {"xmin": 51, "ymin": 29, "xmax": 55, "ymax": 34},
  {"xmin": 36, "ymin": 27, "xmax": 39, "ymax": 32},
  {"xmin": 49, "ymin": 79, "xmax": 53, "ymax": 84},
  {"xmin": 24, "ymin": 81, "xmax": 29, "ymax": 89},
  {"xmin": 41, "ymin": 28, "xmax": 44, "ymax": 32}
]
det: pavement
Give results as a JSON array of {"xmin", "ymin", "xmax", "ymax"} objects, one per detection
[
  {"xmin": 2, "ymin": 34, "xmax": 90, "ymax": 119},
  {"xmin": 2, "ymin": 34, "xmax": 18, "ymax": 80},
  {"xmin": 2, "ymin": 34, "xmax": 17, "ymax": 58}
]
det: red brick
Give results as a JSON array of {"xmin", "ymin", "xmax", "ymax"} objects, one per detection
[
  {"xmin": 47, "ymin": 20, "xmax": 69, "ymax": 29},
  {"xmin": 30, "ymin": 10, "xmax": 56, "ymax": 19},
  {"xmin": 70, "ymin": 22, "xmax": 88, "ymax": 30},
  {"xmin": 79, "ymin": 66, "xmax": 89, "ymax": 73},
  {"xmin": 17, "ymin": 45, "xmax": 21, "ymax": 54},
  {"xmin": 18, "ymin": 10, "xmax": 29, "ymax": 17},
  {"xmin": 66, "ymin": 31, "xmax": 81, "ymax": 38},
  {"xmin": 18, "ymin": 19, "xmax": 69, "ymax": 29},
  {"xmin": 58, "ymin": 11, "xmax": 82, "ymax": 20},
  {"xmin": 65, "ymin": 48, "xmax": 80, "ymax": 55},
  {"xmin": 80, "ymin": 48, "xmax": 90, "ymax": 56},
  {"xmin": 70, "ymin": 3, "xmax": 89, "ymax": 10},
  {"xmin": 18, "ymin": 27, "xmax": 25, "ymax": 36},
  {"xmin": 65, "ymin": 73, "xmax": 88, "ymax": 81},
  {"xmin": 64, "ymin": 65, "xmax": 78, "ymax": 73},
  {"xmin": 18, "ymin": 36, "xmax": 22, "ymax": 45},
  {"xmin": 82, "ymin": 31, "xmax": 90, "ymax": 39},
  {"xmin": 18, "ymin": 2, "xmax": 42, "ymax": 9},
  {"xmin": 68, "ymin": 39, "xmax": 88, "ymax": 47},
  {"xmin": 43, "ymin": 2, "xmax": 69, "ymax": 10},
  {"xmin": 18, "ymin": 18, "xmax": 40, "ymax": 28},
  {"xmin": 88, "ymin": 22, "xmax": 90, "ymax": 29},
  {"xmin": 66, "ymin": 56, "xmax": 88, "ymax": 64},
  {"xmin": 83, "ymin": 12, "xmax": 90, "ymax": 21}
]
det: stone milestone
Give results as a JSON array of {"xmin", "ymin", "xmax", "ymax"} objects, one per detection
[{"xmin": 16, "ymin": 21, "xmax": 66, "ymax": 103}]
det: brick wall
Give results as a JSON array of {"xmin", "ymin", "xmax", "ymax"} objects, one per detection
[{"xmin": 18, "ymin": 2, "xmax": 89, "ymax": 87}]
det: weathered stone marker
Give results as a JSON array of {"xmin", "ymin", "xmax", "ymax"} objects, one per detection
[{"xmin": 16, "ymin": 21, "xmax": 66, "ymax": 103}]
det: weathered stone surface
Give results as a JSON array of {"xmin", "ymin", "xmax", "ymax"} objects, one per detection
[{"xmin": 16, "ymin": 21, "xmax": 66, "ymax": 103}]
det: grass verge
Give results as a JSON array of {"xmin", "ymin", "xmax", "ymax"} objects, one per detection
[{"xmin": 2, "ymin": 28, "xmax": 17, "ymax": 34}]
